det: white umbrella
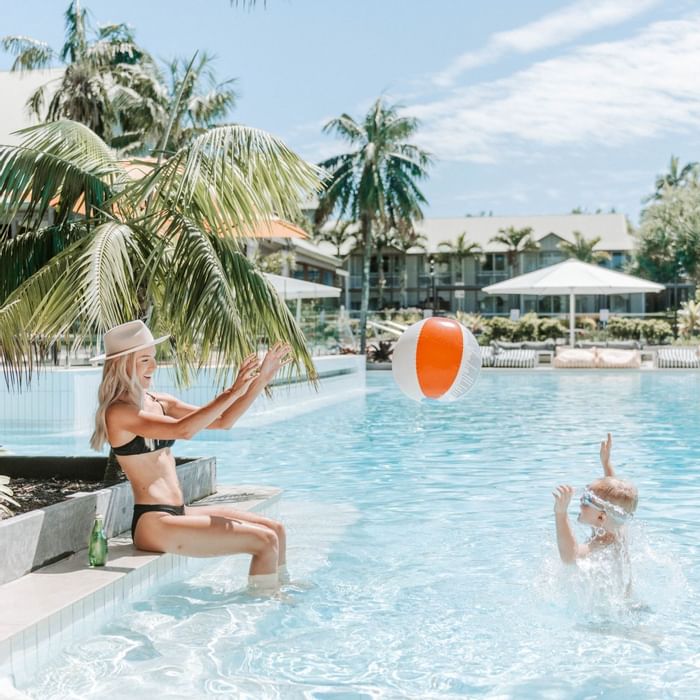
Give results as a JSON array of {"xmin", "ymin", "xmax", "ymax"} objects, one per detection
[
  {"xmin": 264, "ymin": 273, "xmax": 341, "ymax": 322},
  {"xmin": 482, "ymin": 259, "xmax": 665, "ymax": 345},
  {"xmin": 264, "ymin": 273, "xmax": 341, "ymax": 300}
]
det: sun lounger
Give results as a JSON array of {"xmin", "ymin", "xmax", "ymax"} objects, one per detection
[
  {"xmin": 492, "ymin": 349, "xmax": 537, "ymax": 368},
  {"xmin": 480, "ymin": 345, "xmax": 494, "ymax": 368},
  {"xmin": 596, "ymin": 348, "xmax": 641, "ymax": 369},
  {"xmin": 655, "ymin": 347, "xmax": 700, "ymax": 368},
  {"xmin": 553, "ymin": 347, "xmax": 597, "ymax": 368}
]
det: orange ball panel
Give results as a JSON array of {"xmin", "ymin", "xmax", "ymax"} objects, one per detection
[{"xmin": 415, "ymin": 318, "xmax": 463, "ymax": 398}]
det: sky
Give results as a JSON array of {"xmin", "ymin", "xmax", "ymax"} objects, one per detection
[{"xmin": 2, "ymin": 0, "xmax": 700, "ymax": 223}]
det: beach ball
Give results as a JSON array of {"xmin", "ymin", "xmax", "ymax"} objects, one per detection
[{"xmin": 391, "ymin": 318, "xmax": 481, "ymax": 402}]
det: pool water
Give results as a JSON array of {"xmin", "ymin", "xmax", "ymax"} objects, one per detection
[{"xmin": 7, "ymin": 371, "xmax": 700, "ymax": 699}]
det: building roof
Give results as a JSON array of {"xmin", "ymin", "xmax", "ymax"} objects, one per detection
[
  {"xmin": 0, "ymin": 69, "xmax": 63, "ymax": 145},
  {"xmin": 316, "ymin": 213, "xmax": 632, "ymax": 257}
]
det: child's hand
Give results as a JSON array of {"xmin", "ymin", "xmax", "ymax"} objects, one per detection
[
  {"xmin": 552, "ymin": 485, "xmax": 574, "ymax": 514},
  {"xmin": 599, "ymin": 433, "xmax": 615, "ymax": 476}
]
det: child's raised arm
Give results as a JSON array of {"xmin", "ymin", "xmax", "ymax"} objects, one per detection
[
  {"xmin": 553, "ymin": 485, "xmax": 590, "ymax": 563},
  {"xmin": 599, "ymin": 433, "xmax": 616, "ymax": 477}
]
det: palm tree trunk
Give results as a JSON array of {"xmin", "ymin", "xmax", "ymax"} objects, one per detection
[
  {"xmin": 377, "ymin": 246, "xmax": 385, "ymax": 310},
  {"xmin": 401, "ymin": 255, "xmax": 408, "ymax": 308},
  {"xmin": 359, "ymin": 214, "xmax": 372, "ymax": 354}
]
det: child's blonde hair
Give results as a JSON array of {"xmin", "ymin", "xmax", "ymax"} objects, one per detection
[
  {"xmin": 90, "ymin": 353, "xmax": 145, "ymax": 451},
  {"xmin": 589, "ymin": 476, "xmax": 638, "ymax": 514}
]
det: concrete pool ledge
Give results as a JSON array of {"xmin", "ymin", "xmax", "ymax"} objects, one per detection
[{"xmin": 0, "ymin": 484, "xmax": 281, "ymax": 688}]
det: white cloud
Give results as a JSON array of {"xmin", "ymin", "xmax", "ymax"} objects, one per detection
[
  {"xmin": 434, "ymin": 0, "xmax": 660, "ymax": 86},
  {"xmin": 410, "ymin": 14, "xmax": 700, "ymax": 163}
]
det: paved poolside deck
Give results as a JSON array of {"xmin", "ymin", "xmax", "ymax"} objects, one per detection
[{"xmin": 0, "ymin": 485, "xmax": 281, "ymax": 687}]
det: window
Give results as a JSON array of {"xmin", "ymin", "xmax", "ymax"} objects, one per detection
[{"xmin": 481, "ymin": 253, "xmax": 505, "ymax": 272}]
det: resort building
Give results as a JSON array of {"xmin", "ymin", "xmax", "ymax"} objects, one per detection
[{"xmin": 316, "ymin": 213, "xmax": 668, "ymax": 316}]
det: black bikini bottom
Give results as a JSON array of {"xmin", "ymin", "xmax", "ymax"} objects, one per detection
[{"xmin": 131, "ymin": 503, "xmax": 185, "ymax": 541}]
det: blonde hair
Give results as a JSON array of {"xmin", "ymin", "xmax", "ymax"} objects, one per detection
[
  {"xmin": 589, "ymin": 477, "xmax": 638, "ymax": 514},
  {"xmin": 90, "ymin": 353, "xmax": 146, "ymax": 451}
]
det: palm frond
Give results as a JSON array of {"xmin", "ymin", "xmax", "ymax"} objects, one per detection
[
  {"xmin": 148, "ymin": 215, "xmax": 314, "ymax": 386},
  {"xmin": 0, "ymin": 120, "xmax": 125, "ymax": 228},
  {"xmin": 130, "ymin": 124, "xmax": 323, "ymax": 236},
  {"xmin": 1, "ymin": 35, "xmax": 55, "ymax": 71}
]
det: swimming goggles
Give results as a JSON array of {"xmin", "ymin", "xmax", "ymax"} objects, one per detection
[{"xmin": 580, "ymin": 488, "xmax": 632, "ymax": 525}]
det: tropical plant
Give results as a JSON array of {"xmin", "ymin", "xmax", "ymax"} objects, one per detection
[
  {"xmin": 314, "ymin": 220, "xmax": 357, "ymax": 259},
  {"xmin": 678, "ymin": 297, "xmax": 700, "ymax": 337},
  {"xmin": 1, "ymin": 1, "xmax": 163, "ymax": 147},
  {"xmin": 139, "ymin": 53, "xmax": 237, "ymax": 156},
  {"xmin": 367, "ymin": 340, "xmax": 394, "ymax": 363},
  {"xmin": 438, "ymin": 231, "xmax": 482, "ymax": 281},
  {"xmin": 455, "ymin": 311, "xmax": 485, "ymax": 335},
  {"xmin": 558, "ymin": 231, "xmax": 611, "ymax": 264},
  {"xmin": 629, "ymin": 183, "xmax": 700, "ymax": 288},
  {"xmin": 0, "ymin": 119, "xmax": 323, "ymax": 386},
  {"xmin": 649, "ymin": 155, "xmax": 698, "ymax": 200},
  {"xmin": 488, "ymin": 226, "xmax": 538, "ymax": 276},
  {"xmin": 538, "ymin": 317, "xmax": 568, "ymax": 341},
  {"xmin": 0, "ymin": 475, "xmax": 20, "ymax": 518},
  {"xmin": 316, "ymin": 98, "xmax": 431, "ymax": 353}
]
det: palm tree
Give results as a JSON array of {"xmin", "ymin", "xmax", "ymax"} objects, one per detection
[
  {"xmin": 392, "ymin": 220, "xmax": 427, "ymax": 308},
  {"xmin": 488, "ymin": 226, "xmax": 539, "ymax": 276},
  {"xmin": 313, "ymin": 220, "xmax": 357, "ymax": 259},
  {"xmin": 558, "ymin": 231, "xmax": 611, "ymax": 264},
  {"xmin": 651, "ymin": 155, "xmax": 698, "ymax": 199},
  {"xmin": 2, "ymin": 1, "xmax": 162, "ymax": 146},
  {"xmin": 0, "ymin": 119, "xmax": 323, "ymax": 386},
  {"xmin": 438, "ymin": 231, "xmax": 482, "ymax": 282},
  {"xmin": 140, "ymin": 53, "xmax": 237, "ymax": 157},
  {"xmin": 316, "ymin": 98, "xmax": 431, "ymax": 352}
]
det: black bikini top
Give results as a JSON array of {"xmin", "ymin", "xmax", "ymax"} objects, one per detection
[{"xmin": 111, "ymin": 394, "xmax": 176, "ymax": 456}]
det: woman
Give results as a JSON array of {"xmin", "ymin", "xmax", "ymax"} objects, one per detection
[{"xmin": 90, "ymin": 320, "xmax": 292, "ymax": 591}]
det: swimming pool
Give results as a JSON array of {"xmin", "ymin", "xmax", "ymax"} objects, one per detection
[{"xmin": 6, "ymin": 371, "xmax": 700, "ymax": 698}]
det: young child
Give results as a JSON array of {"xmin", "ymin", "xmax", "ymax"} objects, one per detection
[{"xmin": 552, "ymin": 433, "xmax": 638, "ymax": 565}]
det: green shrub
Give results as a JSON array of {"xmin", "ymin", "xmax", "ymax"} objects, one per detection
[
  {"xmin": 512, "ymin": 312, "xmax": 539, "ymax": 341},
  {"xmin": 538, "ymin": 317, "xmax": 567, "ymax": 340},
  {"xmin": 637, "ymin": 319, "xmax": 673, "ymax": 344},
  {"xmin": 607, "ymin": 317, "xmax": 638, "ymax": 340},
  {"xmin": 606, "ymin": 317, "xmax": 673, "ymax": 344},
  {"xmin": 486, "ymin": 316, "xmax": 518, "ymax": 341}
]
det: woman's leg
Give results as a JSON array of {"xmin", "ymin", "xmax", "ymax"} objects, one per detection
[
  {"xmin": 134, "ymin": 511, "xmax": 278, "ymax": 575},
  {"xmin": 185, "ymin": 504, "xmax": 287, "ymax": 566}
]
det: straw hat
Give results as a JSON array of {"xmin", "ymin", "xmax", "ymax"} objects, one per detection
[{"xmin": 90, "ymin": 320, "xmax": 170, "ymax": 362}]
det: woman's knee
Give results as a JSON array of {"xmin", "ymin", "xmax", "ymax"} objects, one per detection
[{"xmin": 250, "ymin": 526, "xmax": 279, "ymax": 555}]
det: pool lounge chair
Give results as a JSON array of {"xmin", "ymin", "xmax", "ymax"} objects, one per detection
[
  {"xmin": 596, "ymin": 348, "xmax": 641, "ymax": 369},
  {"xmin": 553, "ymin": 347, "xmax": 598, "ymax": 368},
  {"xmin": 492, "ymin": 348, "xmax": 537, "ymax": 368},
  {"xmin": 655, "ymin": 347, "xmax": 700, "ymax": 369},
  {"xmin": 480, "ymin": 345, "xmax": 494, "ymax": 368}
]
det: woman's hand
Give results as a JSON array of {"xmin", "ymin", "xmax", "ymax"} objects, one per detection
[
  {"xmin": 552, "ymin": 484, "xmax": 574, "ymax": 515},
  {"xmin": 258, "ymin": 342, "xmax": 293, "ymax": 385},
  {"xmin": 228, "ymin": 353, "xmax": 261, "ymax": 398}
]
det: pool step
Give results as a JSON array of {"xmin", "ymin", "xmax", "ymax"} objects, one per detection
[{"xmin": 0, "ymin": 485, "xmax": 281, "ymax": 689}]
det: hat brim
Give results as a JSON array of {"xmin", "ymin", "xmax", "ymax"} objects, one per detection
[{"xmin": 89, "ymin": 334, "xmax": 171, "ymax": 363}]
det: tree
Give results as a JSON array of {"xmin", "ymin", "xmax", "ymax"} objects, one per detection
[
  {"xmin": 392, "ymin": 220, "xmax": 427, "ymax": 308},
  {"xmin": 488, "ymin": 226, "xmax": 538, "ymax": 276},
  {"xmin": 650, "ymin": 155, "xmax": 698, "ymax": 200},
  {"xmin": 2, "ymin": 1, "xmax": 162, "ymax": 147},
  {"xmin": 313, "ymin": 220, "xmax": 357, "ymax": 259},
  {"xmin": 316, "ymin": 98, "xmax": 431, "ymax": 352},
  {"xmin": 558, "ymin": 231, "xmax": 611, "ymax": 264},
  {"xmin": 0, "ymin": 120, "xmax": 322, "ymax": 386},
  {"xmin": 629, "ymin": 184, "xmax": 700, "ymax": 292},
  {"xmin": 438, "ymin": 231, "xmax": 482, "ymax": 280},
  {"xmin": 139, "ymin": 53, "xmax": 237, "ymax": 156}
]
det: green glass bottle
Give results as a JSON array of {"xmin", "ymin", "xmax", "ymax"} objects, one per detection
[{"xmin": 88, "ymin": 514, "xmax": 108, "ymax": 567}]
